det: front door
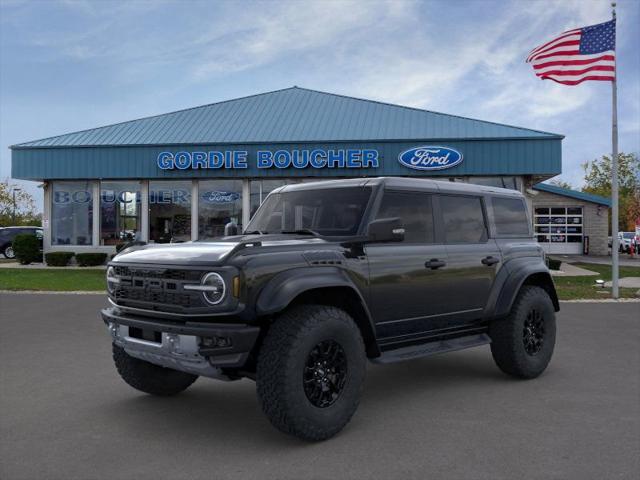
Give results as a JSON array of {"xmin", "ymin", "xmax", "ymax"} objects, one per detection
[{"xmin": 366, "ymin": 190, "xmax": 451, "ymax": 340}]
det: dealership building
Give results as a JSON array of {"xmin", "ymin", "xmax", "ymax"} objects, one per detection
[{"xmin": 10, "ymin": 87, "xmax": 611, "ymax": 256}]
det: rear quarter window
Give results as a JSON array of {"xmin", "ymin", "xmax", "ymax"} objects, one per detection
[{"xmin": 492, "ymin": 197, "xmax": 530, "ymax": 236}]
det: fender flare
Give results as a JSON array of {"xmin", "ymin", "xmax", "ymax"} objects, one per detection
[
  {"xmin": 490, "ymin": 259, "xmax": 560, "ymax": 318},
  {"xmin": 255, "ymin": 267, "xmax": 379, "ymax": 356}
]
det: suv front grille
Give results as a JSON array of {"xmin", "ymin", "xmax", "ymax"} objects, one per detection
[
  {"xmin": 115, "ymin": 288, "xmax": 195, "ymax": 308},
  {"xmin": 111, "ymin": 266, "xmax": 207, "ymax": 313}
]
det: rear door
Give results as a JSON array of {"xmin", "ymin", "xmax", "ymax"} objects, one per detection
[
  {"xmin": 365, "ymin": 190, "xmax": 450, "ymax": 339},
  {"xmin": 438, "ymin": 194, "xmax": 501, "ymax": 323}
]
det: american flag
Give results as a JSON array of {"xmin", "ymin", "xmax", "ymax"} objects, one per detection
[{"xmin": 526, "ymin": 19, "xmax": 616, "ymax": 85}]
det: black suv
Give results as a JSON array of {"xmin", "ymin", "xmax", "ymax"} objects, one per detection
[
  {"xmin": 0, "ymin": 226, "xmax": 43, "ymax": 259},
  {"xmin": 102, "ymin": 178, "xmax": 558, "ymax": 441}
]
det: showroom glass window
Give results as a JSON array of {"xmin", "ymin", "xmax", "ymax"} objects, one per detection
[
  {"xmin": 198, "ymin": 180, "xmax": 243, "ymax": 239},
  {"xmin": 51, "ymin": 181, "xmax": 93, "ymax": 245},
  {"xmin": 100, "ymin": 181, "xmax": 141, "ymax": 245},
  {"xmin": 149, "ymin": 181, "xmax": 191, "ymax": 243}
]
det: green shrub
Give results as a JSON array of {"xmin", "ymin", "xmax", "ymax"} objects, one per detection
[
  {"xmin": 45, "ymin": 252, "xmax": 75, "ymax": 267},
  {"xmin": 75, "ymin": 253, "xmax": 107, "ymax": 267},
  {"xmin": 547, "ymin": 258, "xmax": 562, "ymax": 271},
  {"xmin": 12, "ymin": 234, "xmax": 41, "ymax": 265}
]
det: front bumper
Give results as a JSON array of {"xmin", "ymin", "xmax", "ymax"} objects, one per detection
[{"xmin": 101, "ymin": 307, "xmax": 260, "ymax": 378}]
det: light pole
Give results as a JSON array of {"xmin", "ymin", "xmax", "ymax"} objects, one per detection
[{"xmin": 12, "ymin": 188, "xmax": 22, "ymax": 224}]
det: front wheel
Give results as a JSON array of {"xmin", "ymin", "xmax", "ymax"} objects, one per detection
[
  {"xmin": 489, "ymin": 286, "xmax": 556, "ymax": 379},
  {"xmin": 3, "ymin": 244, "xmax": 15, "ymax": 259},
  {"xmin": 112, "ymin": 344, "xmax": 198, "ymax": 396},
  {"xmin": 256, "ymin": 304, "xmax": 366, "ymax": 441}
]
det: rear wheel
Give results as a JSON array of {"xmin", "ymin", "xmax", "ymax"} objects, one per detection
[
  {"xmin": 112, "ymin": 344, "xmax": 198, "ymax": 396},
  {"xmin": 489, "ymin": 286, "xmax": 556, "ymax": 379},
  {"xmin": 256, "ymin": 304, "xmax": 366, "ymax": 441}
]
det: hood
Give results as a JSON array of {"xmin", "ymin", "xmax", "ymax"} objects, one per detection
[{"xmin": 111, "ymin": 234, "xmax": 330, "ymax": 266}]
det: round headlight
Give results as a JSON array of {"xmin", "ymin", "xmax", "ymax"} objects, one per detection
[
  {"xmin": 201, "ymin": 272, "xmax": 226, "ymax": 305},
  {"xmin": 106, "ymin": 266, "xmax": 118, "ymax": 294}
]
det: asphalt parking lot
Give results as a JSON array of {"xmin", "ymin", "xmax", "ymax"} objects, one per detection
[{"xmin": 1, "ymin": 294, "xmax": 638, "ymax": 480}]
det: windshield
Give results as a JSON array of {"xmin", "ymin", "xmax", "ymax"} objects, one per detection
[
  {"xmin": 246, "ymin": 187, "xmax": 372, "ymax": 237},
  {"xmin": 622, "ymin": 232, "xmax": 635, "ymax": 239}
]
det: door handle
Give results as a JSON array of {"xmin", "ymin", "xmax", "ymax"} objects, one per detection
[
  {"xmin": 481, "ymin": 256, "xmax": 500, "ymax": 266},
  {"xmin": 425, "ymin": 259, "xmax": 446, "ymax": 269}
]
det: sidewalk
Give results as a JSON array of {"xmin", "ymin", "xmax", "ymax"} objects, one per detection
[
  {"xmin": 551, "ymin": 254, "xmax": 640, "ymax": 267},
  {"xmin": 550, "ymin": 263, "xmax": 599, "ymax": 276}
]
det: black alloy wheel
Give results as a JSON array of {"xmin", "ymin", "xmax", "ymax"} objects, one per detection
[
  {"xmin": 522, "ymin": 308, "xmax": 545, "ymax": 355},
  {"xmin": 303, "ymin": 340, "xmax": 348, "ymax": 408}
]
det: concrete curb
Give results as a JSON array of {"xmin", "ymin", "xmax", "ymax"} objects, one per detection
[{"xmin": 560, "ymin": 298, "xmax": 640, "ymax": 303}]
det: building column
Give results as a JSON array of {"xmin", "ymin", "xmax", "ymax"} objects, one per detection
[
  {"xmin": 242, "ymin": 179, "xmax": 251, "ymax": 230},
  {"xmin": 43, "ymin": 182, "xmax": 52, "ymax": 252},
  {"xmin": 92, "ymin": 181, "xmax": 100, "ymax": 247},
  {"xmin": 191, "ymin": 180, "xmax": 199, "ymax": 241},
  {"xmin": 140, "ymin": 180, "xmax": 149, "ymax": 242}
]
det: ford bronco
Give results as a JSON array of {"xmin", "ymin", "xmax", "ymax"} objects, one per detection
[{"xmin": 102, "ymin": 177, "xmax": 558, "ymax": 441}]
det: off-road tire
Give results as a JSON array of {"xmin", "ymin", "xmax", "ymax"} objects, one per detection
[
  {"xmin": 256, "ymin": 304, "xmax": 366, "ymax": 441},
  {"xmin": 112, "ymin": 344, "xmax": 198, "ymax": 396},
  {"xmin": 489, "ymin": 285, "xmax": 556, "ymax": 379}
]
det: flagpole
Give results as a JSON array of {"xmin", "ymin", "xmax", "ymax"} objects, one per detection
[{"xmin": 611, "ymin": 1, "xmax": 619, "ymax": 298}]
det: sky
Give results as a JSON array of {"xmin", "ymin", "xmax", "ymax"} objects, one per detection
[{"xmin": 1, "ymin": 0, "xmax": 639, "ymax": 211}]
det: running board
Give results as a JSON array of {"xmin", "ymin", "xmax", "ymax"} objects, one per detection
[{"xmin": 372, "ymin": 333, "xmax": 491, "ymax": 364}]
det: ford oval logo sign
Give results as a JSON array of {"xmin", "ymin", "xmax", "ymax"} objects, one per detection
[
  {"xmin": 200, "ymin": 191, "xmax": 241, "ymax": 204},
  {"xmin": 398, "ymin": 146, "xmax": 463, "ymax": 171}
]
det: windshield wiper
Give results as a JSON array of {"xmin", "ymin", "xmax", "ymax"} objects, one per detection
[
  {"xmin": 280, "ymin": 229, "xmax": 320, "ymax": 237},
  {"xmin": 244, "ymin": 230, "xmax": 267, "ymax": 235}
]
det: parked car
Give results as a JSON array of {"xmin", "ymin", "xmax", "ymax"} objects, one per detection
[
  {"xmin": 101, "ymin": 178, "xmax": 559, "ymax": 441},
  {"xmin": 0, "ymin": 226, "xmax": 43, "ymax": 259},
  {"xmin": 619, "ymin": 232, "xmax": 635, "ymax": 253}
]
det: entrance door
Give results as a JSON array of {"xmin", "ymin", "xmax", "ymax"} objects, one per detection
[
  {"xmin": 366, "ymin": 190, "xmax": 450, "ymax": 340},
  {"xmin": 534, "ymin": 206, "xmax": 583, "ymax": 254}
]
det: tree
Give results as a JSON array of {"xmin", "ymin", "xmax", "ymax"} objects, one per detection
[
  {"xmin": 548, "ymin": 178, "xmax": 573, "ymax": 190},
  {"xmin": 582, "ymin": 153, "xmax": 640, "ymax": 231},
  {"xmin": 0, "ymin": 180, "xmax": 41, "ymax": 227}
]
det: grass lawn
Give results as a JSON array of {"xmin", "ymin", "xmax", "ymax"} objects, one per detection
[
  {"xmin": 0, "ymin": 268, "xmax": 106, "ymax": 291},
  {"xmin": 553, "ymin": 262, "xmax": 640, "ymax": 300},
  {"xmin": 0, "ymin": 262, "xmax": 637, "ymax": 299}
]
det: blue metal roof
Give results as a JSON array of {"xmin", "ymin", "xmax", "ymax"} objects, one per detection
[
  {"xmin": 533, "ymin": 183, "xmax": 611, "ymax": 206},
  {"xmin": 12, "ymin": 87, "xmax": 562, "ymax": 148}
]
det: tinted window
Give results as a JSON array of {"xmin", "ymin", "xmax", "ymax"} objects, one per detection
[
  {"xmin": 246, "ymin": 187, "xmax": 371, "ymax": 236},
  {"xmin": 492, "ymin": 197, "xmax": 530, "ymax": 236},
  {"xmin": 376, "ymin": 191, "xmax": 434, "ymax": 243},
  {"xmin": 441, "ymin": 195, "xmax": 487, "ymax": 243}
]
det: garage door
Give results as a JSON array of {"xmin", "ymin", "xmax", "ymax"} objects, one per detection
[{"xmin": 534, "ymin": 206, "xmax": 583, "ymax": 254}]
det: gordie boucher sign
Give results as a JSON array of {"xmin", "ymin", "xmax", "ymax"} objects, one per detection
[{"xmin": 155, "ymin": 146, "xmax": 463, "ymax": 171}]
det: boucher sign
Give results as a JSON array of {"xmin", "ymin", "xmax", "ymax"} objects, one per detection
[{"xmin": 157, "ymin": 149, "xmax": 380, "ymax": 170}]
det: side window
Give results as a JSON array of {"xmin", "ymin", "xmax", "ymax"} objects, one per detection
[
  {"xmin": 492, "ymin": 197, "xmax": 530, "ymax": 236},
  {"xmin": 441, "ymin": 195, "xmax": 487, "ymax": 243},
  {"xmin": 375, "ymin": 191, "xmax": 434, "ymax": 243}
]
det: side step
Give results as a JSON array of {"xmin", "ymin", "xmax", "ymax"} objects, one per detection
[{"xmin": 372, "ymin": 333, "xmax": 491, "ymax": 364}]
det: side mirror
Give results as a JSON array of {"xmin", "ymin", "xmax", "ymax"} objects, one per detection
[
  {"xmin": 224, "ymin": 221, "xmax": 239, "ymax": 236},
  {"xmin": 366, "ymin": 217, "xmax": 405, "ymax": 243}
]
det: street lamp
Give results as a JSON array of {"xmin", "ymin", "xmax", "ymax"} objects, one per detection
[{"xmin": 12, "ymin": 188, "xmax": 22, "ymax": 224}]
